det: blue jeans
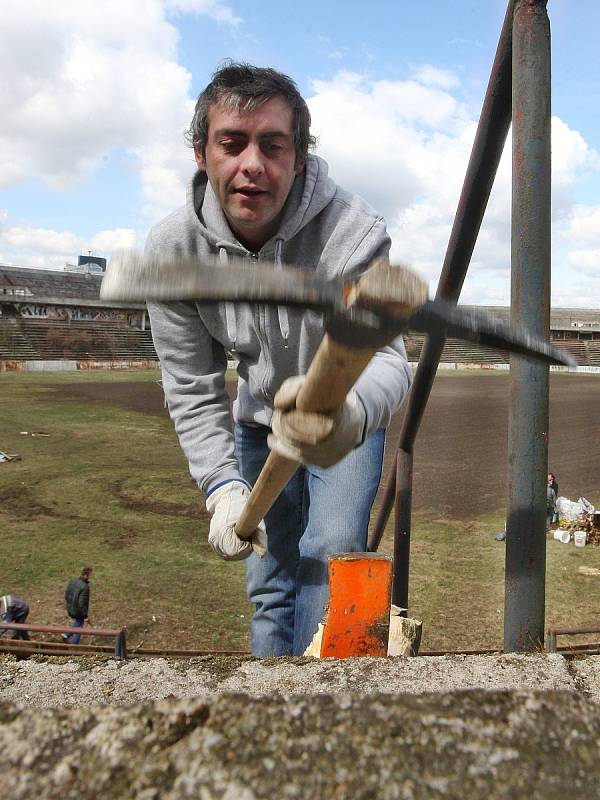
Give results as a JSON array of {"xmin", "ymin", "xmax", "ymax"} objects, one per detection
[
  {"xmin": 69, "ymin": 617, "xmax": 84, "ymax": 644},
  {"xmin": 235, "ymin": 423, "xmax": 385, "ymax": 657}
]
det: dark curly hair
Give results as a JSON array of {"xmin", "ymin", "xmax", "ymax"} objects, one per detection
[{"xmin": 185, "ymin": 60, "xmax": 316, "ymax": 166}]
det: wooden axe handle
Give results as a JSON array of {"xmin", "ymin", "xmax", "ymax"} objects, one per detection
[
  {"xmin": 234, "ymin": 261, "xmax": 427, "ymax": 538},
  {"xmin": 235, "ymin": 335, "xmax": 375, "ymax": 537}
]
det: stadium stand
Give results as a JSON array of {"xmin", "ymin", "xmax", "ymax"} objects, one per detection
[
  {"xmin": 0, "ymin": 264, "xmax": 157, "ymax": 366},
  {"xmin": 0, "ymin": 317, "xmax": 39, "ymax": 360},
  {"xmin": 404, "ymin": 335, "xmax": 507, "ymax": 365},
  {"xmin": 18, "ymin": 319, "xmax": 157, "ymax": 361},
  {"xmin": 585, "ymin": 341, "xmax": 600, "ymax": 366}
]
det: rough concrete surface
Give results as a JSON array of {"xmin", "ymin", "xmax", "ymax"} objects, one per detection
[
  {"xmin": 0, "ymin": 652, "xmax": 587, "ymax": 706},
  {"xmin": 1, "ymin": 654, "xmax": 599, "ymax": 798}
]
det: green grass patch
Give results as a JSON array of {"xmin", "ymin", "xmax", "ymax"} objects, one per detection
[
  {"xmin": 1, "ymin": 369, "xmax": 251, "ymax": 651},
  {"xmin": 377, "ymin": 508, "xmax": 600, "ymax": 651}
]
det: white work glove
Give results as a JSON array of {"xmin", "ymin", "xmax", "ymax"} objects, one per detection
[
  {"xmin": 268, "ymin": 375, "xmax": 366, "ymax": 469},
  {"xmin": 205, "ymin": 481, "xmax": 267, "ymax": 561}
]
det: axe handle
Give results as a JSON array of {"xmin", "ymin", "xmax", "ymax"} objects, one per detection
[{"xmin": 235, "ymin": 335, "xmax": 376, "ymax": 537}]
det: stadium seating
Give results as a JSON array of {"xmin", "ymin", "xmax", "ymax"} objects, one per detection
[
  {"xmin": 0, "ymin": 318, "xmax": 157, "ymax": 362},
  {"xmin": 404, "ymin": 333, "xmax": 591, "ymax": 366},
  {"xmin": 0, "ymin": 317, "xmax": 38, "ymax": 359},
  {"xmin": 585, "ymin": 341, "xmax": 600, "ymax": 366},
  {"xmin": 1, "ymin": 315, "xmax": 598, "ymax": 367},
  {"xmin": 404, "ymin": 334, "xmax": 506, "ymax": 365}
]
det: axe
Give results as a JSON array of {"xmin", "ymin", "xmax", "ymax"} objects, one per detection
[{"xmin": 101, "ymin": 252, "xmax": 575, "ymax": 537}]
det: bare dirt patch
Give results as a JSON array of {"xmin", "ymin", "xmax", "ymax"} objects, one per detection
[
  {"xmin": 110, "ymin": 478, "xmax": 209, "ymax": 521},
  {"xmin": 0, "ymin": 484, "xmax": 61, "ymax": 520},
  {"xmin": 54, "ymin": 373, "xmax": 600, "ymax": 520}
]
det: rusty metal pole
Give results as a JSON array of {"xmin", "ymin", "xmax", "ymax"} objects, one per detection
[
  {"xmin": 504, "ymin": 0, "xmax": 551, "ymax": 652},
  {"xmin": 392, "ymin": 448, "xmax": 413, "ymax": 613}
]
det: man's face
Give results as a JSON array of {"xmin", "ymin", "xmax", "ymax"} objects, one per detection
[{"xmin": 195, "ymin": 96, "xmax": 304, "ymax": 251}]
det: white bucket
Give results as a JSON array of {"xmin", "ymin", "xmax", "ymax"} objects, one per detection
[
  {"xmin": 574, "ymin": 530, "xmax": 587, "ymax": 548},
  {"xmin": 553, "ymin": 529, "xmax": 563, "ymax": 541},
  {"xmin": 560, "ymin": 530, "xmax": 571, "ymax": 544}
]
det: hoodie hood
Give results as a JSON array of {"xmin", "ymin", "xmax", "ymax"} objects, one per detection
[{"xmin": 188, "ymin": 154, "xmax": 338, "ymax": 253}]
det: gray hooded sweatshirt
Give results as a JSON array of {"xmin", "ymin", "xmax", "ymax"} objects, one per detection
[{"xmin": 146, "ymin": 154, "xmax": 412, "ymax": 496}]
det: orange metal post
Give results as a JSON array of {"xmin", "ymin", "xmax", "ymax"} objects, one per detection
[{"xmin": 319, "ymin": 553, "xmax": 393, "ymax": 658}]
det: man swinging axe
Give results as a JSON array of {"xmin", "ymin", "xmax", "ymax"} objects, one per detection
[{"xmin": 102, "ymin": 62, "xmax": 574, "ymax": 658}]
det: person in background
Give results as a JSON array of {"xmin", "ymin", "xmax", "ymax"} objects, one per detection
[
  {"xmin": 0, "ymin": 594, "xmax": 30, "ymax": 640},
  {"xmin": 63, "ymin": 566, "xmax": 92, "ymax": 644},
  {"xmin": 548, "ymin": 472, "xmax": 559, "ymax": 524},
  {"xmin": 547, "ymin": 475, "xmax": 557, "ymax": 529}
]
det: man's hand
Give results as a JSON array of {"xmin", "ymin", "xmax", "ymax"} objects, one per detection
[
  {"xmin": 205, "ymin": 481, "xmax": 267, "ymax": 561},
  {"xmin": 268, "ymin": 376, "xmax": 366, "ymax": 468}
]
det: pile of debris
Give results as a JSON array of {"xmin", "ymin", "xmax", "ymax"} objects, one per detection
[
  {"xmin": 0, "ymin": 451, "xmax": 21, "ymax": 463},
  {"xmin": 563, "ymin": 512, "xmax": 600, "ymax": 546}
]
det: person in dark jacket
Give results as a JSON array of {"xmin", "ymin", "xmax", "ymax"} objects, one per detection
[
  {"xmin": 0, "ymin": 595, "xmax": 30, "ymax": 640},
  {"xmin": 63, "ymin": 567, "xmax": 92, "ymax": 644},
  {"xmin": 548, "ymin": 472, "xmax": 559, "ymax": 524},
  {"xmin": 547, "ymin": 483, "xmax": 557, "ymax": 529}
]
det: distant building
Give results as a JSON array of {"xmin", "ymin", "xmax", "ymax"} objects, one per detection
[{"xmin": 65, "ymin": 254, "xmax": 108, "ymax": 275}]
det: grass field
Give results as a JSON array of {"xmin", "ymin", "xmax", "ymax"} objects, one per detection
[
  {"xmin": 1, "ymin": 368, "xmax": 599, "ymax": 653},
  {"xmin": 0, "ymin": 369, "xmax": 252, "ymax": 652}
]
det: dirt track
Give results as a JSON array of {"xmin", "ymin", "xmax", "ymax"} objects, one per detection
[{"xmin": 56, "ymin": 372, "xmax": 600, "ymax": 519}]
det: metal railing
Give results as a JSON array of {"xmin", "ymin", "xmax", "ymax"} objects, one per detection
[
  {"xmin": 546, "ymin": 626, "xmax": 600, "ymax": 656},
  {"xmin": 0, "ymin": 622, "xmax": 127, "ymax": 658}
]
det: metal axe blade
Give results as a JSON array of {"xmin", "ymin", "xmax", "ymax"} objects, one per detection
[
  {"xmin": 406, "ymin": 300, "xmax": 577, "ymax": 367},
  {"xmin": 100, "ymin": 251, "xmax": 576, "ymax": 367},
  {"xmin": 100, "ymin": 250, "xmax": 344, "ymax": 313}
]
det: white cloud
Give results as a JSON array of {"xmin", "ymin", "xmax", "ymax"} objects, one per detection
[
  {"xmin": 91, "ymin": 228, "xmax": 137, "ymax": 252},
  {"xmin": 551, "ymin": 276, "xmax": 600, "ymax": 308},
  {"xmin": 552, "ymin": 118, "xmax": 600, "ymax": 218},
  {"xmin": 308, "ymin": 71, "xmax": 470, "ymax": 236},
  {"xmin": 0, "ymin": 223, "xmax": 136, "ymax": 270},
  {"xmin": 410, "ymin": 64, "xmax": 460, "ymax": 91},
  {"xmin": 556, "ymin": 205, "xmax": 600, "ymax": 278},
  {"xmin": 165, "ymin": 0, "xmax": 241, "ymax": 25},
  {"xmin": 0, "ymin": 0, "xmax": 230, "ymax": 224},
  {"xmin": 2, "ymin": 227, "xmax": 83, "ymax": 256},
  {"xmin": 563, "ymin": 205, "xmax": 600, "ymax": 248},
  {"xmin": 308, "ymin": 71, "xmax": 600, "ymax": 305},
  {"xmin": 567, "ymin": 248, "xmax": 600, "ymax": 273}
]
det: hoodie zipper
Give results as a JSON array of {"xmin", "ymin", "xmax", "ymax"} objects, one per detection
[{"xmin": 249, "ymin": 251, "xmax": 275, "ymax": 404}]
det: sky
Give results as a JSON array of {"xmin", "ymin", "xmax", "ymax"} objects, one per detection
[{"xmin": 1, "ymin": 0, "xmax": 599, "ymax": 307}]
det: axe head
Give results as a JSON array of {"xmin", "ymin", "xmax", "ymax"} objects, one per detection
[{"xmin": 100, "ymin": 250, "xmax": 576, "ymax": 367}]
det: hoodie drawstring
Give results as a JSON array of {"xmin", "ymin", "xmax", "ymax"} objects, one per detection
[
  {"xmin": 219, "ymin": 241, "xmax": 289, "ymax": 351},
  {"xmin": 219, "ymin": 247, "xmax": 237, "ymax": 352},
  {"xmin": 275, "ymin": 239, "xmax": 289, "ymax": 349}
]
